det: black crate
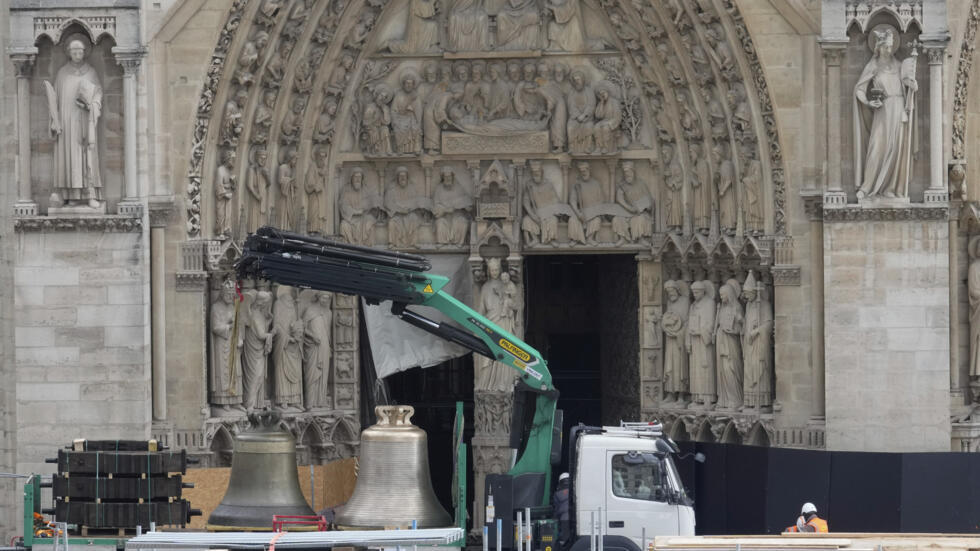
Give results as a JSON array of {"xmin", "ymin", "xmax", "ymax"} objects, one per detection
[
  {"xmin": 70, "ymin": 440, "xmax": 164, "ymax": 452},
  {"xmin": 52, "ymin": 474, "xmax": 185, "ymax": 502},
  {"xmin": 54, "ymin": 449, "xmax": 187, "ymax": 475},
  {"xmin": 53, "ymin": 500, "xmax": 195, "ymax": 528}
]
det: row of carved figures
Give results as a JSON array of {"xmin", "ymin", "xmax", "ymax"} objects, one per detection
[
  {"xmin": 359, "ymin": 60, "xmax": 635, "ymax": 156},
  {"xmin": 657, "ymin": 272, "xmax": 773, "ymax": 411},
  {"xmin": 209, "ymin": 280, "xmax": 355, "ymax": 415}
]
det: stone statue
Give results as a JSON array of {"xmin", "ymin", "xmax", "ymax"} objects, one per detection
[
  {"xmin": 463, "ymin": 61, "xmax": 491, "ymax": 122},
  {"xmin": 265, "ymin": 40, "xmax": 294, "ymax": 83},
  {"xmin": 422, "ymin": 64, "xmax": 456, "ymax": 153},
  {"xmin": 742, "ymin": 272, "xmax": 773, "ymax": 410},
  {"xmin": 235, "ymin": 30, "xmax": 269, "ymax": 86},
  {"xmin": 210, "ymin": 281, "xmax": 244, "ymax": 414},
  {"xmin": 663, "ymin": 144, "xmax": 684, "ymax": 232},
  {"xmin": 658, "ymin": 43, "xmax": 685, "ymax": 85},
  {"xmin": 686, "ymin": 280, "xmax": 716, "ymax": 409},
  {"xmin": 690, "ymin": 143, "xmax": 711, "ymax": 234},
  {"xmin": 301, "ymin": 290, "xmax": 333, "ymax": 410},
  {"xmin": 313, "ymin": 100, "xmax": 338, "ymax": 144},
  {"xmin": 242, "ymin": 289, "xmax": 274, "ymax": 411},
  {"xmin": 514, "ymin": 62, "xmax": 546, "ymax": 121},
  {"xmin": 570, "ymin": 161, "xmax": 605, "ymax": 242},
  {"xmin": 854, "ymin": 24, "xmax": 917, "ymax": 200},
  {"xmin": 273, "ymin": 286, "xmax": 304, "ymax": 411},
  {"xmin": 278, "ymin": 148, "xmax": 298, "ymax": 229},
  {"xmin": 339, "ymin": 168, "xmax": 382, "ymax": 245},
  {"xmin": 522, "ymin": 160, "xmax": 583, "ymax": 246},
  {"xmin": 535, "ymin": 62, "xmax": 567, "ymax": 152},
  {"xmin": 485, "ymin": 62, "xmax": 511, "ymax": 121},
  {"xmin": 433, "ymin": 167, "xmax": 472, "ymax": 247},
  {"xmin": 294, "ymin": 58, "xmax": 314, "ymax": 94},
  {"xmin": 386, "ymin": 0, "xmax": 439, "ymax": 53},
  {"xmin": 246, "ymin": 147, "xmax": 271, "ymax": 233},
  {"xmin": 280, "ymin": 95, "xmax": 306, "ymax": 144},
  {"xmin": 662, "ymin": 280, "xmax": 690, "ymax": 405},
  {"xmin": 497, "ymin": 0, "xmax": 541, "ymax": 51},
  {"xmin": 385, "ymin": 166, "xmax": 432, "ymax": 248},
  {"xmin": 305, "ymin": 148, "xmax": 329, "ymax": 234},
  {"xmin": 593, "ymin": 81, "xmax": 622, "ymax": 154},
  {"xmin": 363, "ymin": 84, "xmax": 394, "ymax": 155},
  {"xmin": 476, "ymin": 258, "xmax": 520, "ymax": 391},
  {"xmin": 715, "ymin": 279, "xmax": 743, "ymax": 411},
  {"xmin": 254, "ymin": 89, "xmax": 276, "ymax": 130},
  {"xmin": 546, "ymin": 0, "xmax": 587, "ymax": 51},
  {"xmin": 715, "ymin": 144, "xmax": 736, "ymax": 235},
  {"xmin": 676, "ymin": 90, "xmax": 701, "ymax": 140},
  {"xmin": 448, "ymin": 0, "xmax": 491, "ymax": 52},
  {"xmin": 45, "ymin": 39, "xmax": 103, "ymax": 208},
  {"xmin": 327, "ymin": 52, "xmax": 355, "ymax": 95},
  {"xmin": 612, "ymin": 161, "xmax": 654, "ymax": 242},
  {"xmin": 391, "ymin": 70, "xmax": 423, "ymax": 154},
  {"xmin": 704, "ymin": 89, "xmax": 728, "ymax": 139},
  {"xmin": 215, "ymin": 150, "xmax": 236, "ymax": 239},
  {"xmin": 567, "ymin": 70, "xmax": 596, "ymax": 154},
  {"xmin": 742, "ymin": 153, "xmax": 764, "ymax": 234},
  {"xmin": 705, "ymin": 23, "xmax": 735, "ymax": 75}
]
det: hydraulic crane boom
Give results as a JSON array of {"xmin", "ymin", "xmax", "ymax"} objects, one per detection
[{"xmin": 236, "ymin": 227, "xmax": 558, "ymax": 499}]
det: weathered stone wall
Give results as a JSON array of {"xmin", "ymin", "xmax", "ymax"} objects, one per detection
[
  {"xmin": 0, "ymin": 0, "xmax": 18, "ymax": 539},
  {"xmin": 824, "ymin": 219, "xmax": 951, "ymax": 452},
  {"xmin": 13, "ymin": 228, "xmax": 151, "ymax": 469}
]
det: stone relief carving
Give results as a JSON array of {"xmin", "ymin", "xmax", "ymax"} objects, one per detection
[
  {"xmin": 612, "ymin": 161, "xmax": 654, "ymax": 243},
  {"xmin": 432, "ymin": 166, "xmax": 473, "ymax": 247},
  {"xmin": 522, "ymin": 160, "xmax": 582, "ymax": 246},
  {"xmin": 686, "ymin": 280, "xmax": 716, "ymax": 409},
  {"xmin": 391, "ymin": 69, "xmax": 424, "ymax": 154},
  {"xmin": 215, "ymin": 149, "xmax": 237, "ymax": 240},
  {"xmin": 46, "ymin": 38, "xmax": 104, "ymax": 209},
  {"xmin": 385, "ymin": 166, "xmax": 432, "ymax": 248},
  {"xmin": 474, "ymin": 391, "xmax": 514, "ymax": 437},
  {"xmin": 362, "ymin": 84, "xmax": 395, "ymax": 155},
  {"xmin": 339, "ymin": 167, "xmax": 383, "ymax": 245},
  {"xmin": 497, "ymin": 0, "xmax": 541, "ymax": 51},
  {"xmin": 448, "ymin": 0, "xmax": 491, "ymax": 52},
  {"xmin": 951, "ymin": 0, "xmax": 979, "ymax": 165},
  {"xmin": 689, "ymin": 143, "xmax": 711, "ymax": 234},
  {"xmin": 854, "ymin": 25, "xmax": 918, "ymax": 201},
  {"xmin": 246, "ymin": 147, "xmax": 271, "ymax": 233},
  {"xmin": 301, "ymin": 290, "xmax": 333, "ymax": 410},
  {"xmin": 663, "ymin": 144, "xmax": 684, "ymax": 232},
  {"xmin": 715, "ymin": 143, "xmax": 736, "ymax": 235},
  {"xmin": 210, "ymin": 281, "xmax": 244, "ymax": 415},
  {"xmin": 385, "ymin": 0, "xmax": 439, "ymax": 54},
  {"xmin": 475, "ymin": 257, "xmax": 521, "ymax": 392},
  {"xmin": 305, "ymin": 148, "xmax": 329, "ymax": 234},
  {"xmin": 567, "ymin": 70, "xmax": 596, "ymax": 154}
]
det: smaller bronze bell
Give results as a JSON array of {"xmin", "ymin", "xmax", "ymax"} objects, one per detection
[
  {"xmin": 336, "ymin": 405, "xmax": 451, "ymax": 529},
  {"xmin": 207, "ymin": 411, "xmax": 315, "ymax": 531}
]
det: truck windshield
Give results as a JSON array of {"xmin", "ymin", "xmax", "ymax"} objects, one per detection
[{"xmin": 611, "ymin": 453, "xmax": 667, "ymax": 502}]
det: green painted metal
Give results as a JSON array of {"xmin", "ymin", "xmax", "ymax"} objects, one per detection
[{"xmin": 23, "ymin": 475, "xmax": 130, "ymax": 550}]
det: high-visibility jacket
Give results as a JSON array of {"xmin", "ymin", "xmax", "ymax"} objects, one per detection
[{"xmin": 786, "ymin": 515, "xmax": 828, "ymax": 533}]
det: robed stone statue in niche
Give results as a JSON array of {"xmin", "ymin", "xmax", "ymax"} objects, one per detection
[
  {"xmin": 854, "ymin": 24, "xmax": 918, "ymax": 200},
  {"xmin": 273, "ymin": 286, "xmax": 304, "ymax": 411},
  {"xmin": 475, "ymin": 258, "xmax": 521, "ymax": 392},
  {"xmin": 662, "ymin": 280, "xmax": 690, "ymax": 405},
  {"xmin": 301, "ymin": 290, "xmax": 333, "ymax": 410},
  {"xmin": 687, "ymin": 280, "xmax": 716, "ymax": 409},
  {"xmin": 210, "ymin": 281, "xmax": 244, "ymax": 415},
  {"xmin": 741, "ymin": 272, "xmax": 773, "ymax": 410},
  {"xmin": 45, "ymin": 39, "xmax": 104, "ymax": 208}
]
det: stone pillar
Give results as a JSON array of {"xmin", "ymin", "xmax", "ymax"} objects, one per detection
[
  {"xmin": 114, "ymin": 49, "xmax": 145, "ymax": 215},
  {"xmin": 149, "ymin": 203, "xmax": 173, "ymax": 421},
  {"xmin": 950, "ymin": 209, "xmax": 964, "ymax": 405},
  {"xmin": 637, "ymin": 255, "xmax": 662, "ymax": 413},
  {"xmin": 10, "ymin": 52, "xmax": 37, "ymax": 216},
  {"xmin": 820, "ymin": 43, "xmax": 846, "ymax": 205},
  {"xmin": 803, "ymin": 194, "xmax": 825, "ymax": 419},
  {"xmin": 925, "ymin": 45, "xmax": 947, "ymax": 203}
]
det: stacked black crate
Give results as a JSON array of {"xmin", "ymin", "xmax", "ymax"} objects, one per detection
[{"xmin": 44, "ymin": 440, "xmax": 200, "ymax": 533}]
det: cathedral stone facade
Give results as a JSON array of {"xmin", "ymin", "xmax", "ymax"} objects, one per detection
[{"xmin": 3, "ymin": 0, "xmax": 980, "ymax": 537}]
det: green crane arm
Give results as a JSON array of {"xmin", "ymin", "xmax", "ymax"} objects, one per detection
[{"xmin": 236, "ymin": 227, "xmax": 557, "ymax": 497}]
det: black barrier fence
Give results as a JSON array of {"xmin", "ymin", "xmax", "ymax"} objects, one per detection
[{"xmin": 673, "ymin": 442, "xmax": 980, "ymax": 534}]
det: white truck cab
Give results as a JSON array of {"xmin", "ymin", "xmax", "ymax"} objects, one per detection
[{"xmin": 568, "ymin": 422, "xmax": 696, "ymax": 551}]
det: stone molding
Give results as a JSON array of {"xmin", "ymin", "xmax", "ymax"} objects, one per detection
[
  {"xmin": 9, "ymin": 52, "xmax": 34, "ymax": 77},
  {"xmin": 801, "ymin": 192, "xmax": 824, "ymax": 221},
  {"xmin": 148, "ymin": 197, "xmax": 177, "ymax": 228},
  {"xmin": 771, "ymin": 265, "xmax": 801, "ymax": 286},
  {"xmin": 822, "ymin": 205, "xmax": 949, "ymax": 222},
  {"xmin": 845, "ymin": 1, "xmax": 923, "ymax": 34},
  {"xmin": 203, "ymin": 411, "xmax": 360, "ymax": 463},
  {"xmin": 952, "ymin": 0, "xmax": 980, "ymax": 162},
  {"xmin": 14, "ymin": 214, "xmax": 142, "ymax": 233},
  {"xmin": 112, "ymin": 46, "xmax": 146, "ymax": 75},
  {"xmin": 657, "ymin": 410, "xmax": 775, "ymax": 446},
  {"xmin": 652, "ymin": 233, "xmax": 774, "ymax": 267}
]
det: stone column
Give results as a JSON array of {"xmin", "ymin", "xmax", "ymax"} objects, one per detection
[
  {"xmin": 10, "ymin": 52, "xmax": 37, "ymax": 216},
  {"xmin": 149, "ymin": 204, "xmax": 173, "ymax": 421},
  {"xmin": 114, "ymin": 49, "xmax": 145, "ymax": 215},
  {"xmin": 950, "ymin": 208, "xmax": 964, "ymax": 405},
  {"xmin": 925, "ymin": 45, "xmax": 948, "ymax": 203},
  {"xmin": 820, "ymin": 43, "xmax": 846, "ymax": 205},
  {"xmin": 803, "ymin": 194, "xmax": 825, "ymax": 419}
]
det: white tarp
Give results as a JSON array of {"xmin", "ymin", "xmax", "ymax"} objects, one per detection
[{"xmin": 363, "ymin": 254, "xmax": 473, "ymax": 379}]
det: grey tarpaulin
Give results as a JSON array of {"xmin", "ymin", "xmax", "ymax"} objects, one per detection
[{"xmin": 363, "ymin": 254, "xmax": 473, "ymax": 379}]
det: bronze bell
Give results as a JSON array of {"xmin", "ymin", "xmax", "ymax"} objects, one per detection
[
  {"xmin": 336, "ymin": 405, "xmax": 451, "ymax": 529},
  {"xmin": 207, "ymin": 411, "xmax": 315, "ymax": 531}
]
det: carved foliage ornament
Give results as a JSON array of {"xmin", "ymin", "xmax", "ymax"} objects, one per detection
[{"xmin": 952, "ymin": 0, "xmax": 980, "ymax": 162}]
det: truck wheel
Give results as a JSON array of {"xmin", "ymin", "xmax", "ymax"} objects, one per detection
[{"xmin": 568, "ymin": 535, "xmax": 641, "ymax": 551}]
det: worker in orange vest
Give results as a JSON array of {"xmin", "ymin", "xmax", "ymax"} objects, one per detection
[{"xmin": 785, "ymin": 502, "xmax": 828, "ymax": 533}]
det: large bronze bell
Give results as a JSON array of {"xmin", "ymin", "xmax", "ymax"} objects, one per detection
[
  {"xmin": 207, "ymin": 411, "xmax": 315, "ymax": 531},
  {"xmin": 336, "ymin": 405, "xmax": 451, "ymax": 529}
]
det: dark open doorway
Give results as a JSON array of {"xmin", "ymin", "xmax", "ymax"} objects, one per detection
[{"xmin": 523, "ymin": 255, "xmax": 640, "ymax": 475}]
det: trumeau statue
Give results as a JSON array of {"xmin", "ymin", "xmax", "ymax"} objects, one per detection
[
  {"xmin": 715, "ymin": 279, "xmax": 743, "ymax": 411},
  {"xmin": 432, "ymin": 167, "xmax": 473, "ymax": 247},
  {"xmin": 301, "ymin": 290, "xmax": 333, "ymax": 410},
  {"xmin": 497, "ymin": 0, "xmax": 541, "ymax": 51},
  {"xmin": 522, "ymin": 160, "xmax": 582, "ymax": 246},
  {"xmin": 662, "ymin": 280, "xmax": 690, "ymax": 405},
  {"xmin": 687, "ymin": 280, "xmax": 716, "ymax": 409},
  {"xmin": 273, "ymin": 286, "xmax": 304, "ymax": 411},
  {"xmin": 339, "ymin": 168, "xmax": 382, "ymax": 245},
  {"xmin": 663, "ymin": 144, "xmax": 684, "ymax": 232},
  {"xmin": 305, "ymin": 148, "xmax": 329, "ymax": 234},
  {"xmin": 742, "ymin": 271, "xmax": 773, "ymax": 410},
  {"xmin": 385, "ymin": 166, "xmax": 432, "ymax": 248},
  {"xmin": 392, "ymin": 69, "xmax": 423, "ymax": 154},
  {"xmin": 242, "ymin": 289, "xmax": 274, "ymax": 411},
  {"xmin": 448, "ymin": 0, "xmax": 491, "ymax": 52},
  {"xmin": 46, "ymin": 39, "xmax": 104, "ymax": 209},
  {"xmin": 476, "ymin": 257, "xmax": 520, "ymax": 392},
  {"xmin": 385, "ymin": 0, "xmax": 439, "ymax": 54},
  {"xmin": 612, "ymin": 161, "xmax": 654, "ymax": 243},
  {"xmin": 210, "ymin": 281, "xmax": 244, "ymax": 414},
  {"xmin": 246, "ymin": 147, "xmax": 271, "ymax": 233},
  {"xmin": 215, "ymin": 150, "xmax": 236, "ymax": 239},
  {"xmin": 854, "ymin": 24, "xmax": 917, "ymax": 200},
  {"xmin": 690, "ymin": 143, "xmax": 711, "ymax": 234}
]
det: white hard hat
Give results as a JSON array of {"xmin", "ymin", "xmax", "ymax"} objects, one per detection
[
  {"xmin": 558, "ymin": 472, "xmax": 570, "ymax": 482},
  {"xmin": 801, "ymin": 502, "xmax": 817, "ymax": 514}
]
